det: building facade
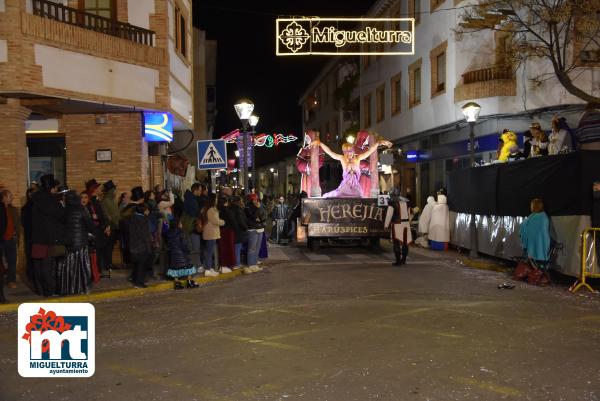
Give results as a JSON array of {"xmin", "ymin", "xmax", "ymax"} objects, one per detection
[
  {"xmin": 0, "ymin": 0, "xmax": 196, "ymax": 205},
  {"xmin": 359, "ymin": 0, "xmax": 599, "ymax": 207}
]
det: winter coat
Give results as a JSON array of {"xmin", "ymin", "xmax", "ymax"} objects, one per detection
[
  {"xmin": 230, "ymin": 204, "xmax": 249, "ymax": 243},
  {"xmin": 418, "ymin": 196, "xmax": 436, "ymax": 234},
  {"xmin": 428, "ymin": 195, "xmax": 450, "ymax": 242},
  {"xmin": 245, "ymin": 204, "xmax": 266, "ymax": 230},
  {"xmin": 64, "ymin": 205, "xmax": 96, "ymax": 252},
  {"xmin": 21, "ymin": 199, "xmax": 33, "ymax": 241},
  {"xmin": 219, "ymin": 207, "xmax": 237, "ymax": 230},
  {"xmin": 519, "ymin": 211, "xmax": 550, "ymax": 261},
  {"xmin": 272, "ymin": 204, "xmax": 289, "ymax": 220},
  {"xmin": 183, "ymin": 190, "xmax": 200, "ymax": 218},
  {"xmin": 31, "ymin": 190, "xmax": 65, "ymax": 245},
  {"xmin": 166, "ymin": 227, "xmax": 191, "ymax": 267},
  {"xmin": 202, "ymin": 207, "xmax": 224, "ymax": 240},
  {"xmin": 127, "ymin": 212, "xmax": 153, "ymax": 255},
  {"xmin": 0, "ymin": 203, "xmax": 20, "ymax": 241},
  {"xmin": 100, "ymin": 189, "xmax": 120, "ymax": 230},
  {"xmin": 88, "ymin": 197, "xmax": 108, "ymax": 231}
]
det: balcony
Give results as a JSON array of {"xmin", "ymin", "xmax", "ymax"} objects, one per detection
[
  {"xmin": 455, "ymin": 65, "xmax": 516, "ymax": 102},
  {"xmin": 32, "ymin": 0, "xmax": 155, "ymax": 46}
]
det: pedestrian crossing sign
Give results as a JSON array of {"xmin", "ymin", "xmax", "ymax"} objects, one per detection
[{"xmin": 197, "ymin": 139, "xmax": 227, "ymax": 170}]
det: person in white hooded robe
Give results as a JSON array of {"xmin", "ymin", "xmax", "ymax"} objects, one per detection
[
  {"xmin": 428, "ymin": 194, "xmax": 450, "ymax": 247},
  {"xmin": 415, "ymin": 196, "xmax": 436, "ymax": 247}
]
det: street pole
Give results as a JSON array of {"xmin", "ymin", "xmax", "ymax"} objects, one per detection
[
  {"xmin": 242, "ymin": 128, "xmax": 248, "ymax": 191},
  {"xmin": 468, "ymin": 121, "xmax": 478, "ymax": 259},
  {"xmin": 251, "ymin": 127, "xmax": 256, "ymax": 192}
]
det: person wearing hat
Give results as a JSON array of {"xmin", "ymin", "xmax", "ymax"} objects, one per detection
[
  {"xmin": 119, "ymin": 186, "xmax": 145, "ymax": 266},
  {"xmin": 31, "ymin": 174, "xmax": 66, "ymax": 297},
  {"xmin": 101, "ymin": 180, "xmax": 120, "ymax": 274},
  {"xmin": 529, "ymin": 122, "xmax": 549, "ymax": 158},
  {"xmin": 549, "ymin": 116, "xmax": 573, "ymax": 155},
  {"xmin": 85, "ymin": 179, "xmax": 110, "ymax": 276}
]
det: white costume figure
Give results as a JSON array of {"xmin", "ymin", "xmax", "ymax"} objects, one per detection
[
  {"xmin": 428, "ymin": 194, "xmax": 450, "ymax": 244},
  {"xmin": 415, "ymin": 196, "xmax": 436, "ymax": 247},
  {"xmin": 384, "ymin": 191, "xmax": 413, "ymax": 266}
]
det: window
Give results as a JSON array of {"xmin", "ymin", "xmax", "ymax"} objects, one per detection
[
  {"xmin": 363, "ymin": 93, "xmax": 372, "ymax": 128},
  {"xmin": 175, "ymin": 5, "xmax": 187, "ymax": 58},
  {"xmin": 81, "ymin": 0, "xmax": 115, "ymax": 19},
  {"xmin": 408, "ymin": 0, "xmax": 421, "ymax": 25},
  {"xmin": 391, "ymin": 73, "xmax": 402, "ymax": 115},
  {"xmin": 430, "ymin": 41, "xmax": 448, "ymax": 97},
  {"xmin": 376, "ymin": 84, "xmax": 385, "ymax": 123},
  {"xmin": 409, "ymin": 58, "xmax": 422, "ymax": 108}
]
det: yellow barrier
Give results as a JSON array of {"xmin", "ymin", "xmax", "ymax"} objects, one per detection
[{"xmin": 570, "ymin": 228, "xmax": 600, "ymax": 293}]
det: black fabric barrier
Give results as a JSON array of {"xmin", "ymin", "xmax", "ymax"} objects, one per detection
[{"xmin": 448, "ymin": 151, "xmax": 600, "ymax": 217}]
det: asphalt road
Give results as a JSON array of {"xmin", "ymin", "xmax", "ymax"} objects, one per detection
[{"xmin": 1, "ymin": 245, "xmax": 600, "ymax": 401}]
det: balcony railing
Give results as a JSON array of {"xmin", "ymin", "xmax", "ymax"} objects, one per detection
[
  {"xmin": 32, "ymin": 0, "xmax": 155, "ymax": 46},
  {"xmin": 462, "ymin": 65, "xmax": 513, "ymax": 84}
]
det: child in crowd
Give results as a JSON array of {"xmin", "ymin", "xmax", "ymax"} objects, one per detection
[{"xmin": 165, "ymin": 217, "xmax": 199, "ymax": 290}]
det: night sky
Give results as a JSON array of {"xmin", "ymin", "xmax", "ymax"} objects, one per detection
[{"xmin": 193, "ymin": 0, "xmax": 373, "ymax": 165}]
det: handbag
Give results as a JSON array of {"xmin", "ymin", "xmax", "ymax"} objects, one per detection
[
  {"xmin": 512, "ymin": 260, "xmax": 532, "ymax": 281},
  {"xmin": 526, "ymin": 263, "xmax": 551, "ymax": 286}
]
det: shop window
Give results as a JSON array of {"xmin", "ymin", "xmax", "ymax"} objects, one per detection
[
  {"xmin": 430, "ymin": 41, "xmax": 448, "ymax": 97},
  {"xmin": 409, "ymin": 58, "xmax": 422, "ymax": 108},
  {"xmin": 376, "ymin": 84, "xmax": 385, "ymax": 123},
  {"xmin": 363, "ymin": 93, "xmax": 372, "ymax": 128},
  {"xmin": 175, "ymin": 5, "xmax": 187, "ymax": 58},
  {"xmin": 391, "ymin": 72, "xmax": 402, "ymax": 115}
]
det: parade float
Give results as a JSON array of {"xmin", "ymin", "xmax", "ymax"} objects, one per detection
[{"xmin": 295, "ymin": 130, "xmax": 393, "ymax": 250}]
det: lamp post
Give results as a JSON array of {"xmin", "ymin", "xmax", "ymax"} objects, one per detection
[
  {"xmin": 461, "ymin": 101, "xmax": 481, "ymax": 259},
  {"xmin": 234, "ymin": 99, "xmax": 254, "ymax": 191},
  {"xmin": 249, "ymin": 114, "xmax": 259, "ymax": 191}
]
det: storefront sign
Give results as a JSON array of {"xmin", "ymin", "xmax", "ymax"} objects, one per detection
[
  {"xmin": 276, "ymin": 18, "xmax": 414, "ymax": 56},
  {"xmin": 301, "ymin": 198, "xmax": 388, "ymax": 237},
  {"xmin": 143, "ymin": 112, "xmax": 173, "ymax": 142}
]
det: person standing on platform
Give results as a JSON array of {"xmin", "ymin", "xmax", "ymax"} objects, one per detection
[
  {"xmin": 548, "ymin": 116, "xmax": 573, "ymax": 155},
  {"xmin": 529, "ymin": 122, "xmax": 549, "ymax": 157},
  {"xmin": 384, "ymin": 188, "xmax": 413, "ymax": 266}
]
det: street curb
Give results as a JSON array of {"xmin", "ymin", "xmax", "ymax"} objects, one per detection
[
  {"xmin": 460, "ymin": 257, "xmax": 512, "ymax": 273},
  {"xmin": 0, "ymin": 270, "xmax": 243, "ymax": 314}
]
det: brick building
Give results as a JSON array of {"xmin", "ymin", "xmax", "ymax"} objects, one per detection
[{"xmin": 0, "ymin": 0, "xmax": 197, "ymax": 206}]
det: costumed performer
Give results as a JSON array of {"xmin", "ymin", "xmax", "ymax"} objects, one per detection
[
  {"xmin": 415, "ymin": 196, "xmax": 436, "ymax": 248},
  {"xmin": 384, "ymin": 188, "xmax": 413, "ymax": 266},
  {"xmin": 428, "ymin": 193, "xmax": 450, "ymax": 249},
  {"xmin": 309, "ymin": 136, "xmax": 392, "ymax": 198},
  {"xmin": 498, "ymin": 130, "xmax": 518, "ymax": 162}
]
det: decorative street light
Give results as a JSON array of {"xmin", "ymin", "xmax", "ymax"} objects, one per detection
[
  {"xmin": 234, "ymin": 99, "xmax": 255, "ymax": 190},
  {"xmin": 461, "ymin": 101, "xmax": 481, "ymax": 259},
  {"xmin": 461, "ymin": 101, "xmax": 481, "ymax": 167},
  {"xmin": 249, "ymin": 114, "xmax": 259, "ymax": 191}
]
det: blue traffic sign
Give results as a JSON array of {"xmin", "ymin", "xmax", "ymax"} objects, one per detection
[{"xmin": 197, "ymin": 139, "xmax": 227, "ymax": 170}]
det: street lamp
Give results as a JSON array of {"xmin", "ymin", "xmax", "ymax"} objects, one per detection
[
  {"xmin": 461, "ymin": 101, "xmax": 481, "ymax": 259},
  {"xmin": 249, "ymin": 114, "xmax": 259, "ymax": 191},
  {"xmin": 234, "ymin": 99, "xmax": 254, "ymax": 190}
]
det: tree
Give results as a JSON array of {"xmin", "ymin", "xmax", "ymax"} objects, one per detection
[{"xmin": 456, "ymin": 0, "xmax": 600, "ymax": 104}]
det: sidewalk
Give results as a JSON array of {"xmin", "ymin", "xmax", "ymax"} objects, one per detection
[{"xmin": 0, "ymin": 267, "xmax": 247, "ymax": 314}]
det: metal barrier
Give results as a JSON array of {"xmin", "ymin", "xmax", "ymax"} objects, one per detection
[{"xmin": 569, "ymin": 228, "xmax": 600, "ymax": 293}]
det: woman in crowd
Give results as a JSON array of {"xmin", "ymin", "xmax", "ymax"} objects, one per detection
[
  {"xmin": 520, "ymin": 198, "xmax": 551, "ymax": 268},
  {"xmin": 201, "ymin": 193, "xmax": 224, "ymax": 276},
  {"xmin": 158, "ymin": 189, "xmax": 175, "ymax": 221},
  {"xmin": 81, "ymin": 192, "xmax": 102, "ymax": 282},
  {"xmin": 165, "ymin": 217, "xmax": 199, "ymax": 290},
  {"xmin": 529, "ymin": 122, "xmax": 549, "ymax": 157},
  {"xmin": 217, "ymin": 196, "xmax": 237, "ymax": 271},
  {"xmin": 118, "ymin": 192, "xmax": 130, "ymax": 211},
  {"xmin": 31, "ymin": 174, "xmax": 65, "ymax": 297},
  {"xmin": 144, "ymin": 190, "xmax": 162, "ymax": 255},
  {"xmin": 244, "ymin": 193, "xmax": 266, "ymax": 273},
  {"xmin": 229, "ymin": 196, "xmax": 249, "ymax": 269},
  {"xmin": 57, "ymin": 191, "xmax": 95, "ymax": 295}
]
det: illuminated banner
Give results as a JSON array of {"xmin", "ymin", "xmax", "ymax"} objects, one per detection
[
  {"xmin": 276, "ymin": 18, "xmax": 414, "ymax": 56},
  {"xmin": 143, "ymin": 112, "xmax": 173, "ymax": 142}
]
